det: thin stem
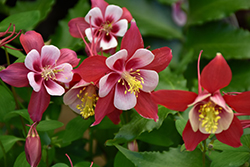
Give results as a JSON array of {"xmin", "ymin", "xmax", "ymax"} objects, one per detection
[
  {"xmin": 202, "ymin": 139, "xmax": 207, "ymax": 167},
  {"xmin": 0, "ymin": 139, "xmax": 7, "ymax": 167},
  {"xmin": 89, "ymin": 128, "xmax": 93, "ymax": 160},
  {"xmin": 65, "ymin": 154, "xmax": 73, "ymax": 167}
]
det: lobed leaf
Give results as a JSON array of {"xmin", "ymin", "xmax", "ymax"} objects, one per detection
[{"xmin": 0, "ymin": 85, "xmax": 15, "ymax": 122}]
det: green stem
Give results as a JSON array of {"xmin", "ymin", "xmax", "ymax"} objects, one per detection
[
  {"xmin": 89, "ymin": 128, "xmax": 93, "ymax": 160},
  {"xmin": 0, "ymin": 139, "xmax": 7, "ymax": 167},
  {"xmin": 4, "ymin": 48, "xmax": 27, "ymax": 136},
  {"xmin": 202, "ymin": 139, "xmax": 207, "ymax": 167}
]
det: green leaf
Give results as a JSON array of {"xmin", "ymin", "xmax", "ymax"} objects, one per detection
[
  {"xmin": 106, "ymin": 0, "xmax": 182, "ymax": 39},
  {"xmin": 50, "ymin": 0, "xmax": 90, "ymax": 49},
  {"xmin": 156, "ymin": 68, "xmax": 187, "ymax": 91},
  {"xmin": 175, "ymin": 118, "xmax": 187, "ymax": 137},
  {"xmin": 0, "ymin": 135, "xmax": 25, "ymax": 159},
  {"xmin": 0, "ymin": 10, "xmax": 40, "ymax": 31},
  {"xmin": 62, "ymin": 116, "xmax": 91, "ymax": 143},
  {"xmin": 4, "ymin": 109, "xmax": 32, "ymax": 123},
  {"xmin": 188, "ymin": 0, "xmax": 250, "ymax": 25},
  {"xmin": 210, "ymin": 151, "xmax": 250, "ymax": 167},
  {"xmin": 114, "ymin": 151, "xmax": 135, "ymax": 167},
  {"xmin": 186, "ymin": 22, "xmax": 250, "ymax": 60},
  {"xmin": 138, "ymin": 117, "xmax": 182, "ymax": 147},
  {"xmin": 9, "ymin": 0, "xmax": 55, "ymax": 21},
  {"xmin": 106, "ymin": 106, "xmax": 176, "ymax": 145},
  {"xmin": 51, "ymin": 163, "xmax": 69, "ymax": 167},
  {"xmin": 13, "ymin": 151, "xmax": 30, "ymax": 167},
  {"xmin": 0, "ymin": 85, "xmax": 15, "ymax": 122},
  {"xmin": 116, "ymin": 145, "xmax": 211, "ymax": 167},
  {"xmin": 36, "ymin": 120, "xmax": 64, "ymax": 131}
]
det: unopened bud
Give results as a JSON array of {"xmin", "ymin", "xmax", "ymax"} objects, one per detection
[
  {"xmin": 128, "ymin": 140, "xmax": 138, "ymax": 152},
  {"xmin": 25, "ymin": 123, "xmax": 41, "ymax": 167}
]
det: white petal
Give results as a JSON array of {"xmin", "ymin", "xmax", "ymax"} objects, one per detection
[
  {"xmin": 188, "ymin": 92, "xmax": 211, "ymax": 107},
  {"xmin": 41, "ymin": 45, "xmax": 60, "ymax": 67},
  {"xmin": 25, "ymin": 49, "xmax": 42, "ymax": 71},
  {"xmin": 139, "ymin": 69, "xmax": 158, "ymax": 92},
  {"xmin": 112, "ymin": 19, "xmax": 128, "ymax": 36},
  {"xmin": 63, "ymin": 87, "xmax": 80, "ymax": 105},
  {"xmin": 54, "ymin": 63, "xmax": 73, "ymax": 83},
  {"xmin": 100, "ymin": 34, "xmax": 118, "ymax": 50},
  {"xmin": 188, "ymin": 104, "xmax": 200, "ymax": 132},
  {"xmin": 44, "ymin": 80, "xmax": 65, "ymax": 96},
  {"xmin": 106, "ymin": 49, "xmax": 127, "ymax": 70},
  {"xmin": 27, "ymin": 72, "xmax": 42, "ymax": 92},
  {"xmin": 85, "ymin": 7, "xmax": 103, "ymax": 27},
  {"xmin": 99, "ymin": 72, "xmax": 120, "ymax": 97},
  {"xmin": 126, "ymin": 49, "xmax": 154, "ymax": 70},
  {"xmin": 114, "ymin": 83, "xmax": 137, "ymax": 110},
  {"xmin": 105, "ymin": 5, "xmax": 123, "ymax": 23}
]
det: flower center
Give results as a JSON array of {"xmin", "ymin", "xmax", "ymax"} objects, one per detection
[
  {"xmin": 102, "ymin": 22, "xmax": 112, "ymax": 35},
  {"xmin": 76, "ymin": 85, "xmax": 98, "ymax": 119},
  {"xmin": 120, "ymin": 69, "xmax": 144, "ymax": 96},
  {"xmin": 198, "ymin": 101, "xmax": 222, "ymax": 133},
  {"xmin": 41, "ymin": 65, "xmax": 64, "ymax": 81}
]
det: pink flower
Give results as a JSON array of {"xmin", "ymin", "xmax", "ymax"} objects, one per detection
[
  {"xmin": 74, "ymin": 20, "xmax": 172, "ymax": 125},
  {"xmin": 25, "ymin": 122, "xmax": 41, "ymax": 167},
  {"xmin": 152, "ymin": 51, "xmax": 244, "ymax": 151},
  {"xmin": 0, "ymin": 23, "xmax": 21, "ymax": 49},
  {"xmin": 0, "ymin": 31, "xmax": 80, "ymax": 122},
  {"xmin": 172, "ymin": 1, "xmax": 187, "ymax": 26},
  {"xmin": 68, "ymin": 0, "xmax": 132, "ymax": 51}
]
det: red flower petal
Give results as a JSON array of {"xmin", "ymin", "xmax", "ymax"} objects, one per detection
[
  {"xmin": 92, "ymin": 88, "xmax": 116, "ymax": 126},
  {"xmin": 143, "ymin": 47, "xmax": 172, "ymax": 73},
  {"xmin": 28, "ymin": 86, "xmax": 50, "ymax": 122},
  {"xmin": 151, "ymin": 90, "xmax": 197, "ymax": 111},
  {"xmin": 107, "ymin": 109, "xmax": 122, "ymax": 124},
  {"xmin": 73, "ymin": 55, "xmax": 110, "ymax": 83},
  {"xmin": 0, "ymin": 63, "xmax": 29, "ymax": 87},
  {"xmin": 200, "ymin": 53, "xmax": 232, "ymax": 93},
  {"xmin": 91, "ymin": 0, "xmax": 108, "ymax": 15},
  {"xmin": 20, "ymin": 31, "xmax": 44, "ymax": 54},
  {"xmin": 183, "ymin": 120, "xmax": 209, "ymax": 151},
  {"xmin": 68, "ymin": 17, "xmax": 89, "ymax": 38},
  {"xmin": 134, "ymin": 91, "xmax": 158, "ymax": 121},
  {"xmin": 58, "ymin": 49, "xmax": 80, "ymax": 67},
  {"xmin": 216, "ymin": 116, "xmax": 243, "ymax": 147},
  {"xmin": 121, "ymin": 7, "xmax": 133, "ymax": 22},
  {"xmin": 121, "ymin": 20, "xmax": 144, "ymax": 59},
  {"xmin": 224, "ymin": 91, "xmax": 250, "ymax": 114}
]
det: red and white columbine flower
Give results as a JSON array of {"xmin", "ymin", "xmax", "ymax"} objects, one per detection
[
  {"xmin": 152, "ymin": 51, "xmax": 244, "ymax": 151},
  {"xmin": 74, "ymin": 20, "xmax": 172, "ymax": 125},
  {"xmin": 0, "ymin": 31, "xmax": 79, "ymax": 122},
  {"xmin": 68, "ymin": 0, "xmax": 132, "ymax": 51}
]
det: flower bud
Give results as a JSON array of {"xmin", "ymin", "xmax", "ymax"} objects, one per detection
[
  {"xmin": 128, "ymin": 140, "xmax": 138, "ymax": 152},
  {"xmin": 25, "ymin": 123, "xmax": 41, "ymax": 167}
]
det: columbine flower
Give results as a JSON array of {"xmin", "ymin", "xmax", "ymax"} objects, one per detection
[
  {"xmin": 0, "ymin": 23, "xmax": 21, "ymax": 49},
  {"xmin": 25, "ymin": 122, "xmax": 41, "ymax": 167},
  {"xmin": 152, "ymin": 51, "xmax": 244, "ymax": 151},
  {"xmin": 0, "ymin": 31, "xmax": 79, "ymax": 122},
  {"xmin": 172, "ymin": 1, "xmax": 187, "ymax": 26},
  {"xmin": 63, "ymin": 78, "xmax": 98, "ymax": 119},
  {"xmin": 74, "ymin": 20, "xmax": 172, "ymax": 125},
  {"xmin": 68, "ymin": 0, "xmax": 132, "ymax": 51}
]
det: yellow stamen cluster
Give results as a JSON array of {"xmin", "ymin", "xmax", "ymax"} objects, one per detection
[
  {"xmin": 102, "ymin": 21, "xmax": 113, "ymax": 35},
  {"xmin": 41, "ymin": 65, "xmax": 64, "ymax": 81},
  {"xmin": 198, "ymin": 101, "xmax": 222, "ymax": 133},
  {"xmin": 120, "ymin": 69, "xmax": 144, "ymax": 97},
  {"xmin": 76, "ymin": 87, "xmax": 98, "ymax": 119}
]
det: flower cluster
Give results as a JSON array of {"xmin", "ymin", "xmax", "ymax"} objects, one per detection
[{"xmin": 1, "ymin": 0, "xmax": 250, "ymax": 166}]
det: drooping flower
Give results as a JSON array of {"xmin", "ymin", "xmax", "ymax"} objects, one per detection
[
  {"xmin": 68, "ymin": 0, "xmax": 132, "ymax": 51},
  {"xmin": 74, "ymin": 20, "xmax": 172, "ymax": 125},
  {"xmin": 152, "ymin": 51, "xmax": 244, "ymax": 151},
  {"xmin": 0, "ymin": 23, "xmax": 21, "ymax": 49},
  {"xmin": 25, "ymin": 122, "xmax": 41, "ymax": 167},
  {"xmin": 172, "ymin": 0, "xmax": 187, "ymax": 26},
  {"xmin": 0, "ymin": 31, "xmax": 80, "ymax": 122}
]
